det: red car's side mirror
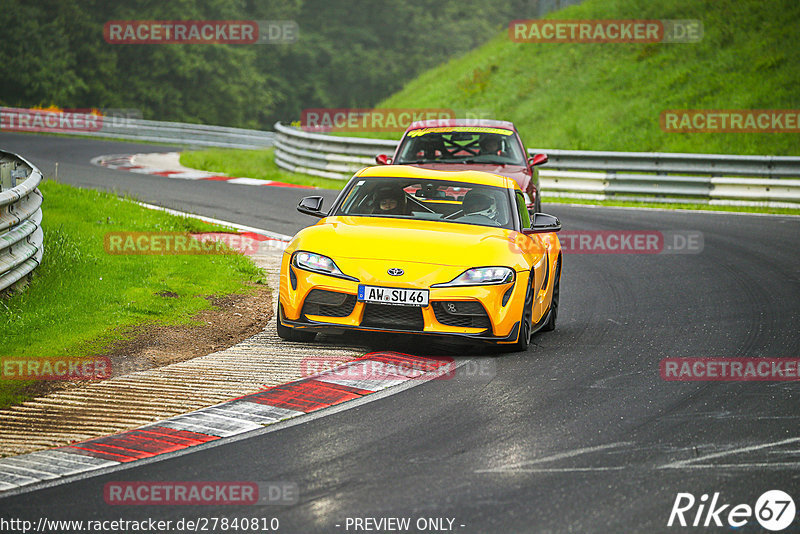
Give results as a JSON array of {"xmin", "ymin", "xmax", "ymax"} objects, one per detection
[
  {"xmin": 528, "ymin": 153, "xmax": 548, "ymax": 168},
  {"xmin": 375, "ymin": 154, "xmax": 392, "ymax": 165}
]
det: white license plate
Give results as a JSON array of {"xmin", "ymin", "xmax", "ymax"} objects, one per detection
[{"xmin": 358, "ymin": 285, "xmax": 429, "ymax": 307}]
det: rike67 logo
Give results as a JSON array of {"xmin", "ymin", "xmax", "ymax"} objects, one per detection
[{"xmin": 668, "ymin": 490, "xmax": 796, "ymax": 531}]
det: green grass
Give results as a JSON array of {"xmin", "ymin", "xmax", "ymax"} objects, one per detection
[
  {"xmin": 0, "ymin": 180, "xmax": 266, "ymax": 407},
  {"xmin": 367, "ymin": 0, "xmax": 800, "ymax": 156},
  {"xmin": 180, "ymin": 148, "xmax": 349, "ymax": 190},
  {"xmin": 542, "ymin": 196, "xmax": 800, "ymax": 216}
]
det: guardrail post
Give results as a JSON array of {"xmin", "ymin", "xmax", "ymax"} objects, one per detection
[
  {"xmin": 11, "ymin": 165, "xmax": 26, "ymax": 188},
  {"xmin": 0, "ymin": 161, "xmax": 10, "ymax": 192}
]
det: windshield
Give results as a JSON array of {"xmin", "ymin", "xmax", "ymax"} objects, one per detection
[
  {"xmin": 394, "ymin": 127, "xmax": 526, "ymax": 166},
  {"xmin": 334, "ymin": 177, "xmax": 514, "ymax": 230}
]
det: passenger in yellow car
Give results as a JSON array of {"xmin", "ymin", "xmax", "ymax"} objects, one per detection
[{"xmin": 461, "ymin": 189, "xmax": 498, "ymax": 221}]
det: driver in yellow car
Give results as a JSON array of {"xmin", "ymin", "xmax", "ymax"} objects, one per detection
[{"xmin": 373, "ymin": 185, "xmax": 407, "ymax": 215}]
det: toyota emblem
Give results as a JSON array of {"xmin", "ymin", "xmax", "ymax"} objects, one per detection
[{"xmin": 387, "ymin": 268, "xmax": 404, "ymax": 276}]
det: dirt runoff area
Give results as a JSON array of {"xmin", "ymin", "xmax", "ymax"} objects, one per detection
[{"xmin": 18, "ymin": 283, "xmax": 273, "ymax": 399}]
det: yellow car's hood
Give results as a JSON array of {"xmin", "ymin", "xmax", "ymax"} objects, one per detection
[{"xmin": 291, "ymin": 216, "xmax": 543, "ymax": 269}]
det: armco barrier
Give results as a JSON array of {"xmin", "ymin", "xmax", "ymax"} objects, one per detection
[
  {"xmin": 274, "ymin": 122, "xmax": 396, "ymax": 179},
  {"xmin": 273, "ymin": 122, "xmax": 800, "ymax": 208},
  {"xmin": 0, "ymin": 107, "xmax": 274, "ymax": 150},
  {"xmin": 0, "ymin": 151, "xmax": 44, "ymax": 293}
]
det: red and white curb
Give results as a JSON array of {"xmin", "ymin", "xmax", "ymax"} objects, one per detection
[
  {"xmin": 91, "ymin": 153, "xmax": 315, "ymax": 189},
  {"xmin": 0, "ymin": 353, "xmax": 457, "ymax": 495}
]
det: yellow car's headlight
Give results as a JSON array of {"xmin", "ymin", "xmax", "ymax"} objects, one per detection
[
  {"xmin": 292, "ymin": 251, "xmax": 357, "ymax": 281},
  {"xmin": 432, "ymin": 267, "xmax": 515, "ymax": 287},
  {"xmin": 293, "ymin": 251, "xmax": 339, "ymax": 275}
]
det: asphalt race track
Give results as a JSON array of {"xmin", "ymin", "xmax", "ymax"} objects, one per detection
[
  {"xmin": 2, "ymin": 132, "xmax": 800, "ymax": 532},
  {"xmin": 0, "ymin": 132, "xmax": 339, "ymax": 237}
]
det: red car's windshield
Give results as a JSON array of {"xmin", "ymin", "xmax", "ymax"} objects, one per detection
[{"xmin": 394, "ymin": 127, "xmax": 526, "ymax": 166}]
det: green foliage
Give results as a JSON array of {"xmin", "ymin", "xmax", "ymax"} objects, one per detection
[
  {"xmin": 0, "ymin": 0, "xmax": 281, "ymax": 128},
  {"xmin": 0, "ymin": 0, "xmax": 543, "ymax": 128}
]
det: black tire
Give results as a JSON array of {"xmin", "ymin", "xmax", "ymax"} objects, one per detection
[
  {"xmin": 276, "ymin": 304, "xmax": 317, "ymax": 342},
  {"xmin": 541, "ymin": 258, "xmax": 560, "ymax": 332},
  {"xmin": 509, "ymin": 274, "xmax": 534, "ymax": 352}
]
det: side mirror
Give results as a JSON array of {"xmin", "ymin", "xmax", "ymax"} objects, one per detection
[
  {"xmin": 297, "ymin": 196, "xmax": 326, "ymax": 218},
  {"xmin": 527, "ymin": 153, "xmax": 548, "ymax": 167},
  {"xmin": 375, "ymin": 154, "xmax": 392, "ymax": 165},
  {"xmin": 522, "ymin": 213, "xmax": 561, "ymax": 234}
]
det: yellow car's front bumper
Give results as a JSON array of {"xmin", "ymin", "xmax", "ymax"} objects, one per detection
[{"xmin": 279, "ymin": 254, "xmax": 531, "ymax": 344}]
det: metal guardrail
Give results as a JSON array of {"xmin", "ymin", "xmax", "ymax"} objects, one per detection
[
  {"xmin": 273, "ymin": 122, "xmax": 395, "ymax": 179},
  {"xmin": 273, "ymin": 122, "xmax": 800, "ymax": 208},
  {"xmin": 0, "ymin": 107, "xmax": 274, "ymax": 149},
  {"xmin": 0, "ymin": 150, "xmax": 44, "ymax": 294}
]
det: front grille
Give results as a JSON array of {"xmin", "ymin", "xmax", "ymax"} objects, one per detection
[
  {"xmin": 433, "ymin": 301, "xmax": 491, "ymax": 329},
  {"xmin": 301, "ymin": 289, "xmax": 356, "ymax": 317},
  {"xmin": 361, "ymin": 303, "xmax": 424, "ymax": 331}
]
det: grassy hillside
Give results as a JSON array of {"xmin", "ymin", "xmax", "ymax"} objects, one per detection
[{"xmin": 373, "ymin": 0, "xmax": 800, "ymax": 155}]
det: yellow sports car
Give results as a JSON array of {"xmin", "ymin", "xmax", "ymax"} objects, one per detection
[{"xmin": 277, "ymin": 165, "xmax": 562, "ymax": 351}]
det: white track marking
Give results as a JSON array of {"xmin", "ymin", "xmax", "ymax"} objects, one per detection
[
  {"xmin": 475, "ymin": 442, "xmax": 633, "ymax": 473},
  {"xmin": 484, "ymin": 466, "xmax": 628, "ymax": 473},
  {"xmin": 659, "ymin": 436, "xmax": 800, "ymax": 469},
  {"xmin": 226, "ymin": 177, "xmax": 271, "ymax": 186}
]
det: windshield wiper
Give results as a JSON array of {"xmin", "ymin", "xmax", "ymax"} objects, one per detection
[
  {"xmin": 465, "ymin": 158, "xmax": 516, "ymax": 165},
  {"xmin": 398, "ymin": 159, "xmax": 435, "ymax": 164}
]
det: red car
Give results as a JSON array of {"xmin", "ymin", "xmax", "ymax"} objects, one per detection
[{"xmin": 376, "ymin": 119, "xmax": 548, "ymax": 213}]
